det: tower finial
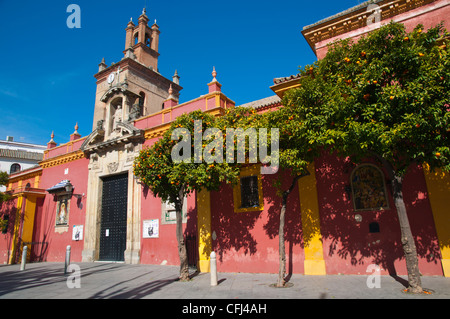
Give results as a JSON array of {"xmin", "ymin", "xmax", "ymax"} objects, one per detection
[
  {"xmin": 172, "ymin": 70, "xmax": 180, "ymax": 84},
  {"xmin": 166, "ymin": 83, "xmax": 178, "ymax": 102},
  {"xmin": 212, "ymin": 66, "xmax": 217, "ymax": 82}
]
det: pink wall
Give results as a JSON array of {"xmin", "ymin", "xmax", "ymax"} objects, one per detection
[
  {"xmin": 0, "ymin": 198, "xmax": 18, "ymax": 264},
  {"xmin": 139, "ymin": 136, "xmax": 198, "ymax": 266},
  {"xmin": 211, "ymin": 170, "xmax": 305, "ymax": 274},
  {"xmin": 32, "ymin": 157, "xmax": 89, "ymax": 263},
  {"xmin": 139, "ymin": 188, "xmax": 197, "ymax": 266},
  {"xmin": 44, "ymin": 138, "xmax": 86, "ymax": 160},
  {"xmin": 134, "ymin": 96, "xmax": 211, "ymax": 131},
  {"xmin": 315, "ymin": 0, "xmax": 450, "ymax": 59},
  {"xmin": 314, "ymin": 152, "xmax": 443, "ymax": 276}
]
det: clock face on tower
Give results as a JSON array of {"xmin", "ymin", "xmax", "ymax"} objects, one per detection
[{"xmin": 107, "ymin": 73, "xmax": 115, "ymax": 84}]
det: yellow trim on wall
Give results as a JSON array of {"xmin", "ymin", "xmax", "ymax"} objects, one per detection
[
  {"xmin": 144, "ymin": 107, "xmax": 229, "ymax": 140},
  {"xmin": 299, "ymin": 162, "xmax": 326, "ymax": 275},
  {"xmin": 233, "ymin": 165, "xmax": 264, "ymax": 213},
  {"xmin": 7, "ymin": 192, "xmax": 45, "ymax": 264},
  {"xmin": 197, "ymin": 189, "xmax": 212, "ymax": 272},
  {"xmin": 8, "ymin": 196, "xmax": 24, "ymax": 264},
  {"xmin": 20, "ymin": 196, "xmax": 38, "ymax": 262},
  {"xmin": 40, "ymin": 150, "xmax": 85, "ymax": 169},
  {"xmin": 423, "ymin": 164, "xmax": 450, "ymax": 277}
]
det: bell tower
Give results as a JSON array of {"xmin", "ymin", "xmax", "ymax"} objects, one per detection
[
  {"xmin": 124, "ymin": 8, "xmax": 160, "ymax": 71},
  {"xmin": 82, "ymin": 9, "xmax": 182, "ymax": 265},
  {"xmin": 90, "ymin": 8, "xmax": 182, "ymax": 132}
]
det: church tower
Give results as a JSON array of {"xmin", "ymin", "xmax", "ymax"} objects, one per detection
[
  {"xmin": 90, "ymin": 8, "xmax": 182, "ymax": 133},
  {"xmin": 80, "ymin": 9, "xmax": 182, "ymax": 265},
  {"xmin": 124, "ymin": 8, "xmax": 160, "ymax": 71}
]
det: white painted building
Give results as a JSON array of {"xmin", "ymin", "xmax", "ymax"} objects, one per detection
[{"xmin": 0, "ymin": 136, "xmax": 46, "ymax": 191}]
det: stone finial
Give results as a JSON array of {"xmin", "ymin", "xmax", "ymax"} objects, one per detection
[
  {"xmin": 172, "ymin": 70, "xmax": 180, "ymax": 84},
  {"xmin": 208, "ymin": 66, "xmax": 222, "ymax": 93},
  {"xmin": 212, "ymin": 66, "xmax": 217, "ymax": 82},
  {"xmin": 98, "ymin": 57, "xmax": 107, "ymax": 72},
  {"xmin": 47, "ymin": 131, "xmax": 57, "ymax": 149},
  {"xmin": 167, "ymin": 84, "xmax": 177, "ymax": 101},
  {"xmin": 70, "ymin": 123, "xmax": 81, "ymax": 141},
  {"xmin": 152, "ymin": 19, "xmax": 159, "ymax": 30},
  {"xmin": 127, "ymin": 17, "xmax": 134, "ymax": 28},
  {"xmin": 139, "ymin": 7, "xmax": 149, "ymax": 23},
  {"xmin": 164, "ymin": 84, "xmax": 178, "ymax": 108}
]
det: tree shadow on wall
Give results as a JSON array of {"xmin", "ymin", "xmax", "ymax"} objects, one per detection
[
  {"xmin": 0, "ymin": 200, "xmax": 17, "ymax": 263},
  {"xmin": 262, "ymin": 171, "xmax": 303, "ymax": 281},
  {"xmin": 420, "ymin": 166, "xmax": 450, "ymax": 264},
  {"xmin": 315, "ymin": 153, "xmax": 442, "ymax": 279},
  {"xmin": 209, "ymin": 184, "xmax": 261, "ymax": 263}
]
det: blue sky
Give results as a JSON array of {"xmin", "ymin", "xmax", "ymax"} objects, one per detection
[{"xmin": 0, "ymin": 0, "xmax": 363, "ymax": 145}]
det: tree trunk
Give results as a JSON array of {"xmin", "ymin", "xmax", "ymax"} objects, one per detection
[
  {"xmin": 391, "ymin": 173, "xmax": 423, "ymax": 293},
  {"xmin": 277, "ymin": 194, "xmax": 288, "ymax": 287},
  {"xmin": 276, "ymin": 172, "xmax": 307, "ymax": 287},
  {"xmin": 377, "ymin": 155, "xmax": 423, "ymax": 293},
  {"xmin": 174, "ymin": 186, "xmax": 189, "ymax": 281},
  {"xmin": 176, "ymin": 208, "xmax": 189, "ymax": 281}
]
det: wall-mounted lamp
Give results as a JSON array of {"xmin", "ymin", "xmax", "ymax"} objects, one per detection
[
  {"xmin": 64, "ymin": 181, "xmax": 84, "ymax": 199},
  {"xmin": 46, "ymin": 180, "xmax": 84, "ymax": 200}
]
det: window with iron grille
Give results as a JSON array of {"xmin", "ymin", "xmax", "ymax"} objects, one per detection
[{"xmin": 240, "ymin": 175, "xmax": 259, "ymax": 208}]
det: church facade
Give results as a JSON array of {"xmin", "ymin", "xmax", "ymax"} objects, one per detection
[{"xmin": 1, "ymin": 0, "xmax": 449, "ymax": 277}]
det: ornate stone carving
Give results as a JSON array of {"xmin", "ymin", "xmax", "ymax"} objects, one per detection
[{"xmin": 108, "ymin": 162, "xmax": 119, "ymax": 173}]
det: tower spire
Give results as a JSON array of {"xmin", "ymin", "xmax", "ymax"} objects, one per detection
[
  {"xmin": 47, "ymin": 131, "xmax": 57, "ymax": 149},
  {"xmin": 208, "ymin": 66, "xmax": 222, "ymax": 93},
  {"xmin": 124, "ymin": 8, "xmax": 159, "ymax": 69}
]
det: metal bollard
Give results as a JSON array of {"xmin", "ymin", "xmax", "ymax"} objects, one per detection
[
  {"xmin": 210, "ymin": 251, "xmax": 217, "ymax": 286},
  {"xmin": 64, "ymin": 245, "xmax": 71, "ymax": 274},
  {"xmin": 20, "ymin": 245, "xmax": 27, "ymax": 271}
]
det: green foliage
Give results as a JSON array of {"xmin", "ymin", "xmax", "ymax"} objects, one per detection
[
  {"xmin": 133, "ymin": 110, "xmax": 241, "ymax": 204},
  {"xmin": 0, "ymin": 171, "xmax": 9, "ymax": 230},
  {"xmin": 0, "ymin": 171, "xmax": 9, "ymax": 204},
  {"xmin": 284, "ymin": 22, "xmax": 450, "ymax": 174},
  {"xmin": 216, "ymin": 106, "xmax": 267, "ymax": 164}
]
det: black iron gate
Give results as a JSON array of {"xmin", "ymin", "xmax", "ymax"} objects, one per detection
[{"xmin": 99, "ymin": 174, "xmax": 128, "ymax": 262}]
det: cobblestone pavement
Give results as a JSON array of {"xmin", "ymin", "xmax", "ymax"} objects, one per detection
[{"xmin": 0, "ymin": 262, "xmax": 448, "ymax": 300}]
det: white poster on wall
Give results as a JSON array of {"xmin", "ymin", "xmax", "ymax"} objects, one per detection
[
  {"xmin": 143, "ymin": 219, "xmax": 159, "ymax": 238},
  {"xmin": 72, "ymin": 225, "xmax": 83, "ymax": 241}
]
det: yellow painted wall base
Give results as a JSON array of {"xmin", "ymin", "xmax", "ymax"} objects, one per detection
[
  {"xmin": 8, "ymin": 196, "xmax": 24, "ymax": 264},
  {"xmin": 198, "ymin": 259, "xmax": 211, "ymax": 273},
  {"xmin": 304, "ymin": 259, "xmax": 327, "ymax": 276},
  {"xmin": 299, "ymin": 162, "xmax": 327, "ymax": 276},
  {"xmin": 423, "ymin": 164, "xmax": 450, "ymax": 277},
  {"xmin": 441, "ymin": 259, "xmax": 450, "ymax": 278},
  {"xmin": 197, "ymin": 189, "xmax": 212, "ymax": 273}
]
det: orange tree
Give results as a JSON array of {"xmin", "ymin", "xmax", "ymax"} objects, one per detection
[
  {"xmin": 284, "ymin": 22, "xmax": 449, "ymax": 293},
  {"xmin": 133, "ymin": 110, "xmax": 240, "ymax": 281},
  {"xmin": 261, "ymin": 100, "xmax": 325, "ymax": 287},
  {"xmin": 0, "ymin": 172, "xmax": 8, "ymax": 204},
  {"xmin": 0, "ymin": 171, "xmax": 9, "ymax": 231}
]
